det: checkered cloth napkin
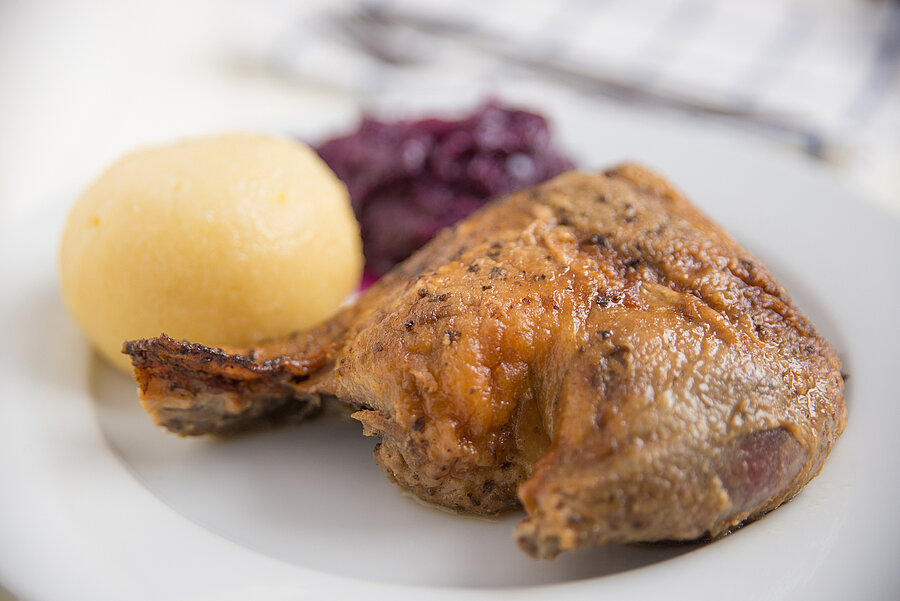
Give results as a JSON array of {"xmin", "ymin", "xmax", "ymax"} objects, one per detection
[{"xmin": 233, "ymin": 0, "xmax": 900, "ymax": 205}]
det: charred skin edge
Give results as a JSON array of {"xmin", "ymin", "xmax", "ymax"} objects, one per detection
[{"xmin": 123, "ymin": 334, "xmax": 323, "ymax": 436}]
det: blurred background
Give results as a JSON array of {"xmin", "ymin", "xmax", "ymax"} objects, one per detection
[{"xmin": 1, "ymin": 0, "xmax": 899, "ymax": 233}]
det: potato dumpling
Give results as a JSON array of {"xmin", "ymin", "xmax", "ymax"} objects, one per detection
[{"xmin": 60, "ymin": 133, "xmax": 363, "ymax": 372}]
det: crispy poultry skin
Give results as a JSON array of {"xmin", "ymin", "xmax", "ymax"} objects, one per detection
[{"xmin": 125, "ymin": 165, "xmax": 846, "ymax": 558}]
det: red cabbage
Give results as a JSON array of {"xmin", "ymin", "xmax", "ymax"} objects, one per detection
[{"xmin": 315, "ymin": 101, "xmax": 574, "ymax": 280}]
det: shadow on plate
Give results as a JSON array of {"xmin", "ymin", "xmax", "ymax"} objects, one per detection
[
  {"xmin": 90, "ymin": 358, "xmax": 703, "ymax": 588},
  {"xmin": 8, "ymin": 281, "xmax": 91, "ymax": 394}
]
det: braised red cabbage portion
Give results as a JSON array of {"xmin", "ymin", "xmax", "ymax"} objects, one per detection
[{"xmin": 315, "ymin": 102, "xmax": 574, "ymax": 279}]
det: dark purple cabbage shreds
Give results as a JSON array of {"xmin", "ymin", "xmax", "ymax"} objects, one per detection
[{"xmin": 315, "ymin": 101, "xmax": 574, "ymax": 280}]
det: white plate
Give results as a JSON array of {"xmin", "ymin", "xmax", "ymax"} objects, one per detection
[{"xmin": 2, "ymin": 101, "xmax": 899, "ymax": 601}]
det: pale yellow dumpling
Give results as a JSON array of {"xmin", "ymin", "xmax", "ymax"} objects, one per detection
[{"xmin": 60, "ymin": 133, "xmax": 363, "ymax": 372}]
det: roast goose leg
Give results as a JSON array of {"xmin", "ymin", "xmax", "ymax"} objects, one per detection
[{"xmin": 125, "ymin": 165, "xmax": 845, "ymax": 558}]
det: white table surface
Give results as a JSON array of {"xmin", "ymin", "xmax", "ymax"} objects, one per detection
[{"xmin": 2, "ymin": 0, "xmax": 899, "ymax": 233}]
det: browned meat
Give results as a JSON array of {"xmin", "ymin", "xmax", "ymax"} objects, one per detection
[{"xmin": 124, "ymin": 165, "xmax": 846, "ymax": 558}]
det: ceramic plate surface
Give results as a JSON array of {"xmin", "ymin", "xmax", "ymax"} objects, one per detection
[{"xmin": 2, "ymin": 100, "xmax": 898, "ymax": 600}]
